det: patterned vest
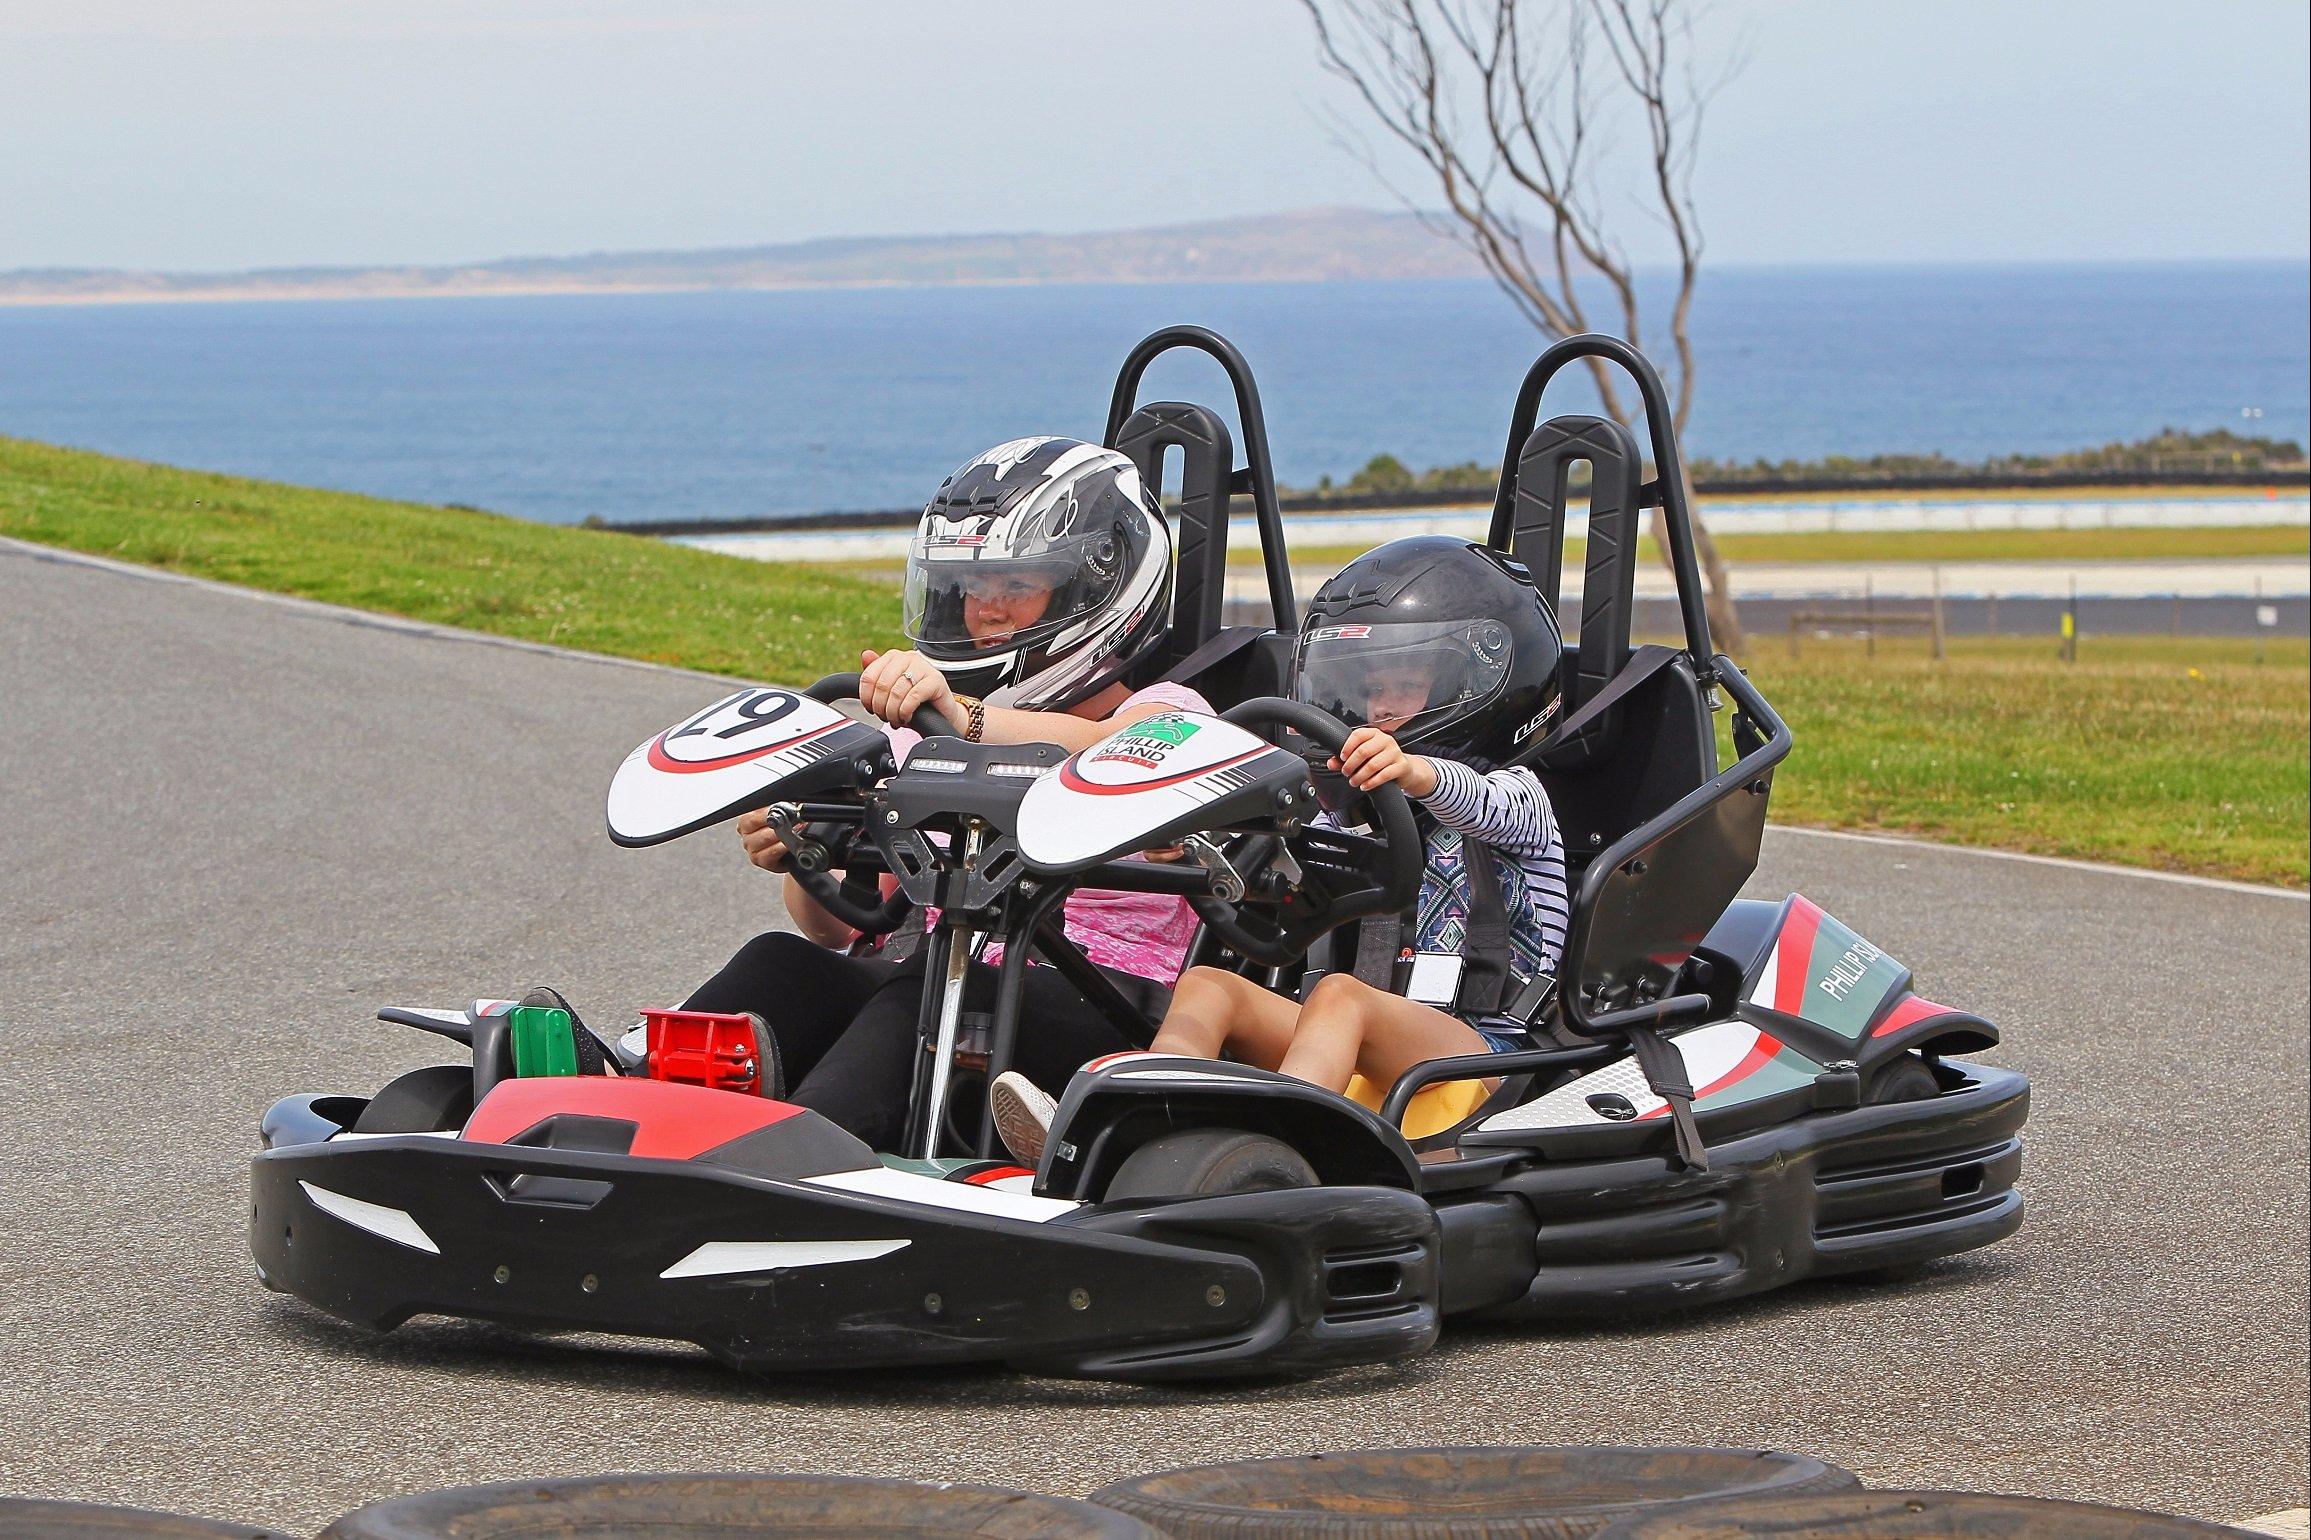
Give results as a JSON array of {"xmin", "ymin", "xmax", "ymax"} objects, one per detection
[{"xmin": 1412, "ymin": 825, "xmax": 1559, "ymax": 990}]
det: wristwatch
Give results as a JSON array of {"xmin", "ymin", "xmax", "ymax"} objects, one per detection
[{"xmin": 952, "ymin": 694, "xmax": 986, "ymax": 742}]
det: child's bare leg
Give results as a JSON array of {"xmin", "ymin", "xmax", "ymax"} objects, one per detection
[
  {"xmin": 1147, "ymin": 966, "xmax": 1303, "ymax": 1070},
  {"xmin": 1281, "ymin": 973, "xmax": 1492, "ymax": 1094}
]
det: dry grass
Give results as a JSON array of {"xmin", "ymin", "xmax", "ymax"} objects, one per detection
[
  {"xmin": 1722, "ymin": 635, "xmax": 2309, "ymax": 889},
  {"xmin": 0, "ymin": 436, "xmax": 897, "ymax": 682}
]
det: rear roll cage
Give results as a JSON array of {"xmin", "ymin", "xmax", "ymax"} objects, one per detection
[
  {"xmin": 1487, "ymin": 332, "xmax": 1714, "ymax": 678},
  {"xmin": 1105, "ymin": 325, "xmax": 1297, "ymax": 642}
]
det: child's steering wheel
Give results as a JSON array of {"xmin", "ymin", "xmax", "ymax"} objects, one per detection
[{"xmin": 1188, "ymin": 697, "xmax": 1425, "ymax": 969}]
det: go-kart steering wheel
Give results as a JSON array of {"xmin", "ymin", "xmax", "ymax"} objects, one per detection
[
  {"xmin": 808, "ymin": 671, "xmax": 961, "ymax": 741},
  {"xmin": 767, "ymin": 673, "xmax": 963, "ymax": 937},
  {"xmin": 1194, "ymin": 697, "xmax": 1425, "ymax": 968}
]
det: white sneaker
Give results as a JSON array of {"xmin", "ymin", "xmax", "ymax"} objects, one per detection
[{"xmin": 989, "ymin": 1071, "xmax": 1059, "ymax": 1165}]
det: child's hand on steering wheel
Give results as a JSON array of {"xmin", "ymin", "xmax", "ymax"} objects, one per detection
[
  {"xmin": 859, "ymin": 648, "xmax": 959, "ymax": 731},
  {"xmin": 1333, "ymin": 726, "xmax": 1439, "ymax": 799}
]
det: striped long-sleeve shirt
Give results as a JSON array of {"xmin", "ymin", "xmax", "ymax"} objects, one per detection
[{"xmin": 1413, "ymin": 757, "xmax": 1571, "ymax": 986}]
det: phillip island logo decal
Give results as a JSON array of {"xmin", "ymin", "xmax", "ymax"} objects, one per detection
[
  {"xmin": 1816, "ymin": 935, "xmax": 1886, "ymax": 1001},
  {"xmin": 1131, "ymin": 715, "xmax": 1202, "ymax": 747},
  {"xmin": 1054, "ymin": 712, "xmax": 1270, "ymax": 796},
  {"xmin": 1090, "ymin": 713, "xmax": 1202, "ymax": 770}
]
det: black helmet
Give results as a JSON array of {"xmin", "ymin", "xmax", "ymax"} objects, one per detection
[
  {"xmin": 1291, "ymin": 536, "xmax": 1563, "ymax": 763},
  {"xmin": 904, "ymin": 437, "xmax": 1173, "ymax": 710}
]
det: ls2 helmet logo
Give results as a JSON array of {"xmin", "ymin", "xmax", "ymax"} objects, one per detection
[{"xmin": 1516, "ymin": 697, "xmax": 1562, "ymax": 742}]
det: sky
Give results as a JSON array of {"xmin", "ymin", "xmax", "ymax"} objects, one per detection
[{"xmin": 2, "ymin": 0, "xmax": 2305, "ymax": 272}]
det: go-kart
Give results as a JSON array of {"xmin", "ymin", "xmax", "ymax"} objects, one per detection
[{"xmin": 249, "ymin": 331, "xmax": 2026, "ymax": 1379}]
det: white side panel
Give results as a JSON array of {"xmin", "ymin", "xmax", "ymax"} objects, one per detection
[
  {"xmin": 1016, "ymin": 711, "xmax": 1299, "ymax": 868},
  {"xmin": 659, "ymin": 1238, "xmax": 911, "ymax": 1280},
  {"xmin": 1478, "ymin": 1021, "xmax": 1763, "ymax": 1132},
  {"xmin": 606, "ymin": 687, "xmax": 874, "ymax": 846},
  {"xmin": 299, "ymin": 1180, "xmax": 442, "ymax": 1254},
  {"xmin": 798, "ymin": 1166, "xmax": 1080, "ymax": 1223}
]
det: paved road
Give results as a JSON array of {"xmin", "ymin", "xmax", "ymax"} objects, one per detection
[{"xmin": 1, "ymin": 540, "xmax": 2303, "ymax": 1535}]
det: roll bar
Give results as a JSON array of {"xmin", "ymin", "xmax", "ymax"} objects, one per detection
[
  {"xmin": 1487, "ymin": 334, "xmax": 1714, "ymax": 672},
  {"xmin": 1105, "ymin": 325, "xmax": 1296, "ymax": 631}
]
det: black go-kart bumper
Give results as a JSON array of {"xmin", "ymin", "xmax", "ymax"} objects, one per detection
[
  {"xmin": 253, "ymin": 1058, "xmax": 2022, "ymax": 1378},
  {"xmin": 1442, "ymin": 1061, "xmax": 2030, "ymax": 1322},
  {"xmin": 250, "ymin": 1114, "xmax": 1441, "ymax": 1379}
]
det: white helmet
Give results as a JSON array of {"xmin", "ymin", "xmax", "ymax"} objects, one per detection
[{"xmin": 903, "ymin": 437, "xmax": 1173, "ymax": 710}]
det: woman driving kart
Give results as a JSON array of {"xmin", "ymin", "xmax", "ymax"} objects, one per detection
[
  {"xmin": 991, "ymin": 536, "xmax": 1571, "ymax": 1161},
  {"xmin": 676, "ymin": 436, "xmax": 1212, "ymax": 1152}
]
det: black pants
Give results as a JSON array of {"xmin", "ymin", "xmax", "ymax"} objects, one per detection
[{"xmin": 683, "ymin": 931, "xmax": 1163, "ymax": 1152}]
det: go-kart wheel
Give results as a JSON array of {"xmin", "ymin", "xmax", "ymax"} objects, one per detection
[
  {"xmin": 1106, "ymin": 1129, "xmax": 1319, "ymax": 1201},
  {"xmin": 350, "ymin": 1064, "xmax": 474, "ymax": 1135},
  {"xmin": 1864, "ymin": 1053, "xmax": 1941, "ymax": 1104},
  {"xmin": 1833, "ymin": 1055, "xmax": 1958, "ymax": 1289}
]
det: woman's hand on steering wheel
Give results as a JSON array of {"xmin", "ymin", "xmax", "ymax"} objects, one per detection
[
  {"xmin": 734, "ymin": 808, "xmax": 793, "ymax": 874},
  {"xmin": 859, "ymin": 648, "xmax": 958, "ymax": 731}
]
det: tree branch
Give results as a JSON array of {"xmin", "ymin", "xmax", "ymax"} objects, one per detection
[{"xmin": 1299, "ymin": 0, "xmax": 1746, "ymax": 652}]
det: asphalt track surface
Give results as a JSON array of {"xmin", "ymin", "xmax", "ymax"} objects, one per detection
[{"xmin": 1, "ymin": 539, "xmax": 2304, "ymax": 1534}]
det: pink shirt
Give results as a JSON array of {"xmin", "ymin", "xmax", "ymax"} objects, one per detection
[{"xmin": 887, "ymin": 681, "xmax": 1209, "ymax": 985}]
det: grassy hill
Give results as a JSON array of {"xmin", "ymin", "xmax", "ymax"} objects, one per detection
[
  {"xmin": 0, "ymin": 436, "xmax": 894, "ymax": 682},
  {"xmin": 3, "ymin": 435, "xmax": 2302, "ymax": 887}
]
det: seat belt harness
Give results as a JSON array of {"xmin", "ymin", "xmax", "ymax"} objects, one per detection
[{"xmin": 1626, "ymin": 1023, "xmax": 1710, "ymax": 1171}]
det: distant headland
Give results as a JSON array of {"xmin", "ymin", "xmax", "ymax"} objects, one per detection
[{"xmin": 0, "ymin": 207, "xmax": 1487, "ymax": 307}]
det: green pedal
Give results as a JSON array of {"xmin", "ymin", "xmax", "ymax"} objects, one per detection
[{"xmin": 509, "ymin": 1005, "xmax": 580, "ymax": 1077}]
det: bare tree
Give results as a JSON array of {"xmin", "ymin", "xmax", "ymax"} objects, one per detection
[{"xmin": 1303, "ymin": 0, "xmax": 1746, "ymax": 651}]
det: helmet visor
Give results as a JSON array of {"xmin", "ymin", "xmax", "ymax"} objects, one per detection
[
  {"xmin": 902, "ymin": 524, "xmax": 1132, "ymax": 657},
  {"xmin": 1291, "ymin": 618, "xmax": 1515, "ymax": 744}
]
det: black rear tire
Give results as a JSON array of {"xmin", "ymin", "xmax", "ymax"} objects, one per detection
[
  {"xmin": 1105, "ymin": 1129, "xmax": 1319, "ymax": 1201},
  {"xmin": 1864, "ymin": 1053, "xmax": 1941, "ymax": 1105},
  {"xmin": 350, "ymin": 1064, "xmax": 474, "ymax": 1134}
]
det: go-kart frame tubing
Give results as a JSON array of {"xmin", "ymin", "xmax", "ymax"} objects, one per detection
[
  {"xmin": 892, "ymin": 842, "xmax": 1220, "ymax": 1161},
  {"xmin": 912, "ymin": 853, "xmax": 1245, "ymax": 1159},
  {"xmin": 1105, "ymin": 325, "xmax": 1295, "ymax": 632},
  {"xmin": 250, "ymin": 1110, "xmax": 1442, "ymax": 1377},
  {"xmin": 1491, "ymin": 333, "xmax": 1714, "ymax": 675}
]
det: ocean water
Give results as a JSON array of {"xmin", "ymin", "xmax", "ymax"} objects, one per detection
[{"xmin": 0, "ymin": 263, "xmax": 2302, "ymax": 524}]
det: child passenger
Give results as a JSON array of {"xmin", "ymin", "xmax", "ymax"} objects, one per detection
[{"xmin": 992, "ymin": 536, "xmax": 1573, "ymax": 1162}]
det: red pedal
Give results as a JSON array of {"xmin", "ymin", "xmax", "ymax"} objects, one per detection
[{"xmin": 643, "ymin": 1009, "xmax": 763, "ymax": 1095}]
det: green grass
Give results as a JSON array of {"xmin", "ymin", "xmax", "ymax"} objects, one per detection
[
  {"xmin": 5, "ymin": 436, "xmax": 2303, "ymax": 887},
  {"xmin": 1244, "ymin": 523, "xmax": 2308, "ymax": 571},
  {"xmin": 1716, "ymin": 635, "xmax": 2310, "ymax": 889},
  {"xmin": 0, "ymin": 436, "xmax": 896, "ymax": 681}
]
